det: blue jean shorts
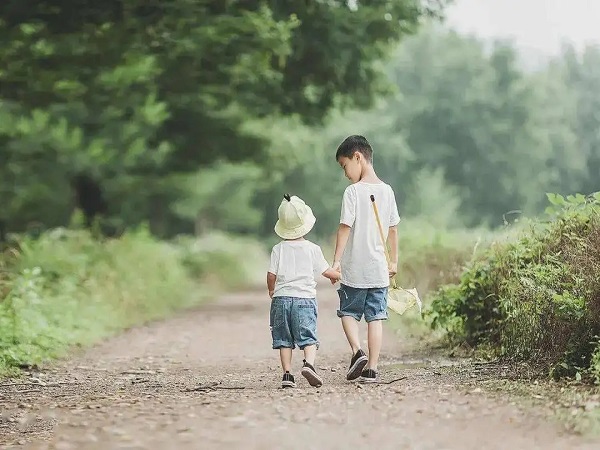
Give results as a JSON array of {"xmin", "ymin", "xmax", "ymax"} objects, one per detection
[
  {"xmin": 336, "ymin": 284, "xmax": 388, "ymax": 323},
  {"xmin": 270, "ymin": 297, "xmax": 319, "ymax": 350}
]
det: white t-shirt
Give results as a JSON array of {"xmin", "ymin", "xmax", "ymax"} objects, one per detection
[
  {"xmin": 340, "ymin": 181, "xmax": 400, "ymax": 288},
  {"xmin": 268, "ymin": 240, "xmax": 330, "ymax": 298}
]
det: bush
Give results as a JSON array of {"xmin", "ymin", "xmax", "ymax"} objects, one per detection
[
  {"xmin": 0, "ymin": 227, "xmax": 266, "ymax": 375},
  {"xmin": 428, "ymin": 192, "xmax": 600, "ymax": 380},
  {"xmin": 384, "ymin": 218, "xmax": 512, "ymax": 338},
  {"xmin": 174, "ymin": 231, "xmax": 268, "ymax": 288},
  {"xmin": 396, "ymin": 218, "xmax": 495, "ymax": 295}
]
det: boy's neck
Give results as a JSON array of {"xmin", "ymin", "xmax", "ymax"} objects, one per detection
[
  {"xmin": 359, "ymin": 164, "xmax": 380, "ymax": 184},
  {"xmin": 285, "ymin": 237, "xmax": 305, "ymax": 241}
]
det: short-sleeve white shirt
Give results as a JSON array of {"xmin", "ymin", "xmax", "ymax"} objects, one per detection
[
  {"xmin": 339, "ymin": 181, "xmax": 400, "ymax": 288},
  {"xmin": 268, "ymin": 240, "xmax": 330, "ymax": 298}
]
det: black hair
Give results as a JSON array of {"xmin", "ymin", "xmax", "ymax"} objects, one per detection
[{"xmin": 335, "ymin": 135, "xmax": 373, "ymax": 163}]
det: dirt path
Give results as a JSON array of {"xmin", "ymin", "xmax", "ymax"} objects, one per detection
[{"xmin": 1, "ymin": 286, "xmax": 598, "ymax": 449}]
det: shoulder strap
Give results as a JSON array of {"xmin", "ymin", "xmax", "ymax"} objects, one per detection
[{"xmin": 370, "ymin": 195, "xmax": 397, "ymax": 289}]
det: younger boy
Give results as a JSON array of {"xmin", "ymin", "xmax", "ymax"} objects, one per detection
[
  {"xmin": 267, "ymin": 194, "xmax": 340, "ymax": 388},
  {"xmin": 332, "ymin": 135, "xmax": 400, "ymax": 383}
]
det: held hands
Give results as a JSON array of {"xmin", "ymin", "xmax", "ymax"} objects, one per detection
[
  {"xmin": 330, "ymin": 270, "xmax": 341, "ymax": 285},
  {"xmin": 322, "ymin": 262, "xmax": 341, "ymax": 285},
  {"xmin": 331, "ymin": 260, "xmax": 342, "ymax": 285},
  {"xmin": 323, "ymin": 268, "xmax": 341, "ymax": 285},
  {"xmin": 389, "ymin": 262, "xmax": 398, "ymax": 278}
]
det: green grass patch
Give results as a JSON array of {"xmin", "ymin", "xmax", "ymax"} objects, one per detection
[
  {"xmin": 387, "ymin": 218, "xmax": 515, "ymax": 339},
  {"xmin": 0, "ymin": 227, "xmax": 266, "ymax": 376},
  {"xmin": 427, "ymin": 192, "xmax": 600, "ymax": 381}
]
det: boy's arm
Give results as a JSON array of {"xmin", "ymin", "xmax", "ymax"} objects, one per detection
[
  {"xmin": 313, "ymin": 246, "xmax": 340, "ymax": 284},
  {"xmin": 332, "ymin": 224, "xmax": 351, "ymax": 271},
  {"xmin": 322, "ymin": 268, "xmax": 341, "ymax": 284},
  {"xmin": 334, "ymin": 186, "xmax": 355, "ymax": 272},
  {"xmin": 387, "ymin": 225, "xmax": 398, "ymax": 277},
  {"xmin": 387, "ymin": 186, "xmax": 401, "ymax": 277},
  {"xmin": 266, "ymin": 272, "xmax": 276, "ymax": 299},
  {"xmin": 267, "ymin": 245, "xmax": 279, "ymax": 298}
]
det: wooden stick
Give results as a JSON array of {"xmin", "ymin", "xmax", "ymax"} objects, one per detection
[{"xmin": 370, "ymin": 195, "xmax": 397, "ymax": 289}]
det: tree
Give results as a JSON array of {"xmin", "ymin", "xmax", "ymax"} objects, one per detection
[
  {"xmin": 0, "ymin": 0, "xmax": 444, "ymax": 234},
  {"xmin": 372, "ymin": 30, "xmax": 580, "ymax": 225},
  {"xmin": 562, "ymin": 44, "xmax": 600, "ymax": 196}
]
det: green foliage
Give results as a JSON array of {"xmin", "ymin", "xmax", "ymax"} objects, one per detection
[
  {"xmin": 0, "ymin": 228, "xmax": 187, "ymax": 373},
  {"xmin": 0, "ymin": 227, "xmax": 264, "ymax": 375},
  {"xmin": 371, "ymin": 30, "xmax": 589, "ymax": 225},
  {"xmin": 5, "ymin": 11, "xmax": 599, "ymax": 239},
  {"xmin": 174, "ymin": 231, "xmax": 268, "ymax": 289},
  {"xmin": 172, "ymin": 162, "xmax": 264, "ymax": 235},
  {"xmin": 260, "ymin": 29, "xmax": 600, "ymax": 239},
  {"xmin": 396, "ymin": 218, "xmax": 492, "ymax": 294},
  {"xmin": 0, "ymin": 1, "xmax": 434, "ymax": 234},
  {"xmin": 380, "ymin": 216, "xmax": 511, "ymax": 340},
  {"xmin": 428, "ymin": 192, "xmax": 600, "ymax": 380},
  {"xmin": 561, "ymin": 45, "xmax": 600, "ymax": 196}
]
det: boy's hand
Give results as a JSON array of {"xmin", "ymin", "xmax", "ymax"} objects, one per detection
[
  {"xmin": 330, "ymin": 271, "xmax": 341, "ymax": 285},
  {"xmin": 322, "ymin": 268, "xmax": 341, "ymax": 285},
  {"xmin": 268, "ymin": 290, "xmax": 274, "ymax": 299},
  {"xmin": 389, "ymin": 262, "xmax": 398, "ymax": 278},
  {"xmin": 331, "ymin": 261, "xmax": 341, "ymax": 284},
  {"xmin": 332, "ymin": 260, "xmax": 341, "ymax": 273}
]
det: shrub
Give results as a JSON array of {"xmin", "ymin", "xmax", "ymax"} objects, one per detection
[
  {"xmin": 428, "ymin": 192, "xmax": 600, "ymax": 380},
  {"xmin": 0, "ymin": 227, "xmax": 266, "ymax": 375}
]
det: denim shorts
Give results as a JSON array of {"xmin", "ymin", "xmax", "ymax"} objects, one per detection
[
  {"xmin": 270, "ymin": 297, "xmax": 318, "ymax": 350},
  {"xmin": 336, "ymin": 284, "xmax": 388, "ymax": 323}
]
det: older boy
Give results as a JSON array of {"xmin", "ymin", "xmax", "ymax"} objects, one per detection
[{"xmin": 332, "ymin": 135, "xmax": 400, "ymax": 383}]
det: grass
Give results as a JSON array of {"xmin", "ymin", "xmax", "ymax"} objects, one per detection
[
  {"xmin": 0, "ymin": 226, "xmax": 267, "ymax": 376},
  {"xmin": 386, "ymin": 218, "xmax": 517, "ymax": 339},
  {"xmin": 428, "ymin": 192, "xmax": 600, "ymax": 381}
]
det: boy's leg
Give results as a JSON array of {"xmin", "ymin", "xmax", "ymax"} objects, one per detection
[
  {"xmin": 341, "ymin": 316, "xmax": 361, "ymax": 354},
  {"xmin": 362, "ymin": 287, "xmax": 389, "ymax": 382},
  {"xmin": 292, "ymin": 298, "xmax": 319, "ymax": 352},
  {"xmin": 271, "ymin": 297, "xmax": 296, "ymax": 387},
  {"xmin": 280, "ymin": 347, "xmax": 293, "ymax": 372},
  {"xmin": 294, "ymin": 299, "xmax": 323, "ymax": 387},
  {"xmin": 303, "ymin": 344, "xmax": 317, "ymax": 366},
  {"xmin": 280, "ymin": 347, "xmax": 296, "ymax": 388},
  {"xmin": 336, "ymin": 285, "xmax": 369, "ymax": 380},
  {"xmin": 366, "ymin": 320, "xmax": 383, "ymax": 370},
  {"xmin": 300, "ymin": 344, "xmax": 323, "ymax": 387}
]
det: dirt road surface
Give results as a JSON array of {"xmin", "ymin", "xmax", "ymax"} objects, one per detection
[{"xmin": 1, "ymin": 286, "xmax": 598, "ymax": 449}]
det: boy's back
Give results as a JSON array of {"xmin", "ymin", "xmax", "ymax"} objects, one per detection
[
  {"xmin": 269, "ymin": 239, "xmax": 329, "ymax": 299},
  {"xmin": 333, "ymin": 134, "xmax": 401, "ymax": 383},
  {"xmin": 340, "ymin": 181, "xmax": 400, "ymax": 289}
]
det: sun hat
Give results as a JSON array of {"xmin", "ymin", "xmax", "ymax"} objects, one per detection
[{"xmin": 274, "ymin": 194, "xmax": 316, "ymax": 240}]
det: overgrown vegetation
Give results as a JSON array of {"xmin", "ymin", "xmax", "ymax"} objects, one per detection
[
  {"xmin": 3, "ymin": 15, "xmax": 600, "ymax": 240},
  {"xmin": 0, "ymin": 228, "xmax": 266, "ymax": 375},
  {"xmin": 428, "ymin": 192, "xmax": 600, "ymax": 381},
  {"xmin": 386, "ymin": 218, "xmax": 518, "ymax": 338},
  {"xmin": 0, "ymin": 1, "xmax": 444, "ymax": 237}
]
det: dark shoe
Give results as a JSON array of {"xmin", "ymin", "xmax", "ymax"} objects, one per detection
[
  {"xmin": 346, "ymin": 349, "xmax": 368, "ymax": 381},
  {"xmin": 282, "ymin": 372, "xmax": 296, "ymax": 388},
  {"xmin": 358, "ymin": 368, "xmax": 378, "ymax": 383},
  {"xmin": 301, "ymin": 360, "xmax": 323, "ymax": 388}
]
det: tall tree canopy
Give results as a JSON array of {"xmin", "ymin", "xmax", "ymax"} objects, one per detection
[{"xmin": 0, "ymin": 0, "xmax": 444, "ymax": 232}]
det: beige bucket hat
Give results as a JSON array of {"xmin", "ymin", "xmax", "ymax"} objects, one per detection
[{"xmin": 274, "ymin": 194, "xmax": 316, "ymax": 240}]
